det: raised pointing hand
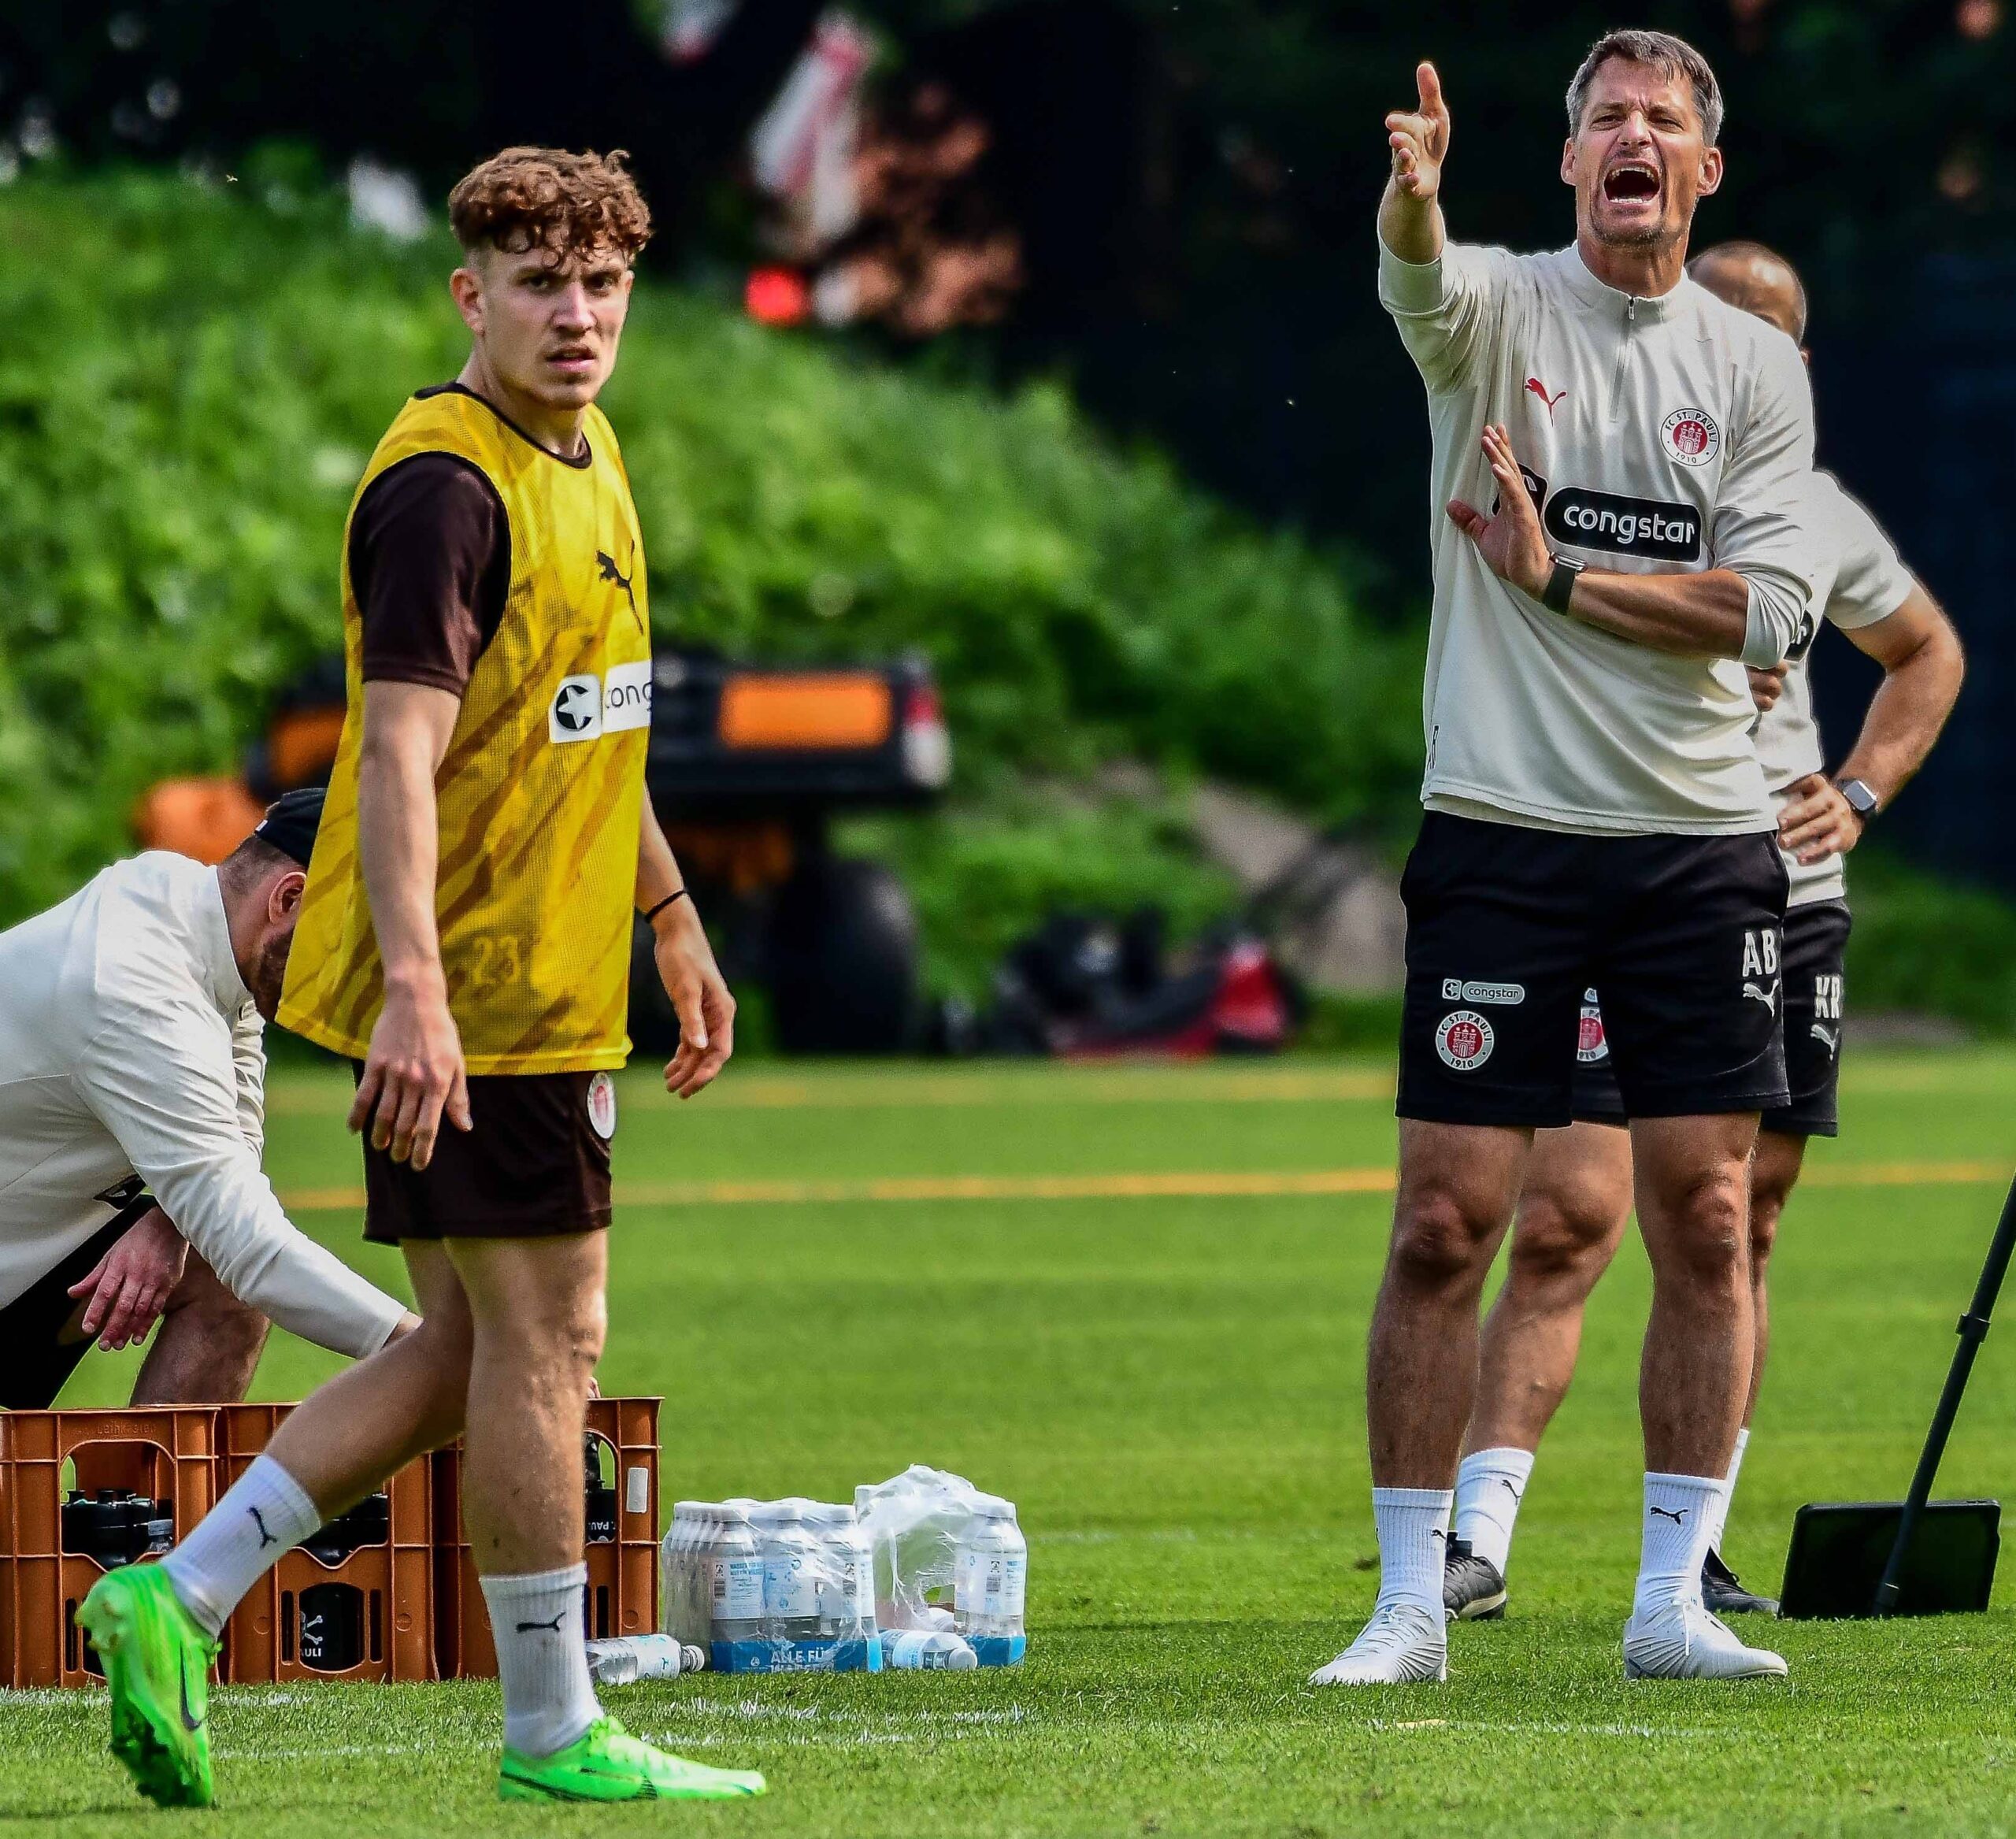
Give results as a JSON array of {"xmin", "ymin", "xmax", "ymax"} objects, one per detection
[{"xmin": 1387, "ymin": 61, "xmax": 1450, "ymax": 202}]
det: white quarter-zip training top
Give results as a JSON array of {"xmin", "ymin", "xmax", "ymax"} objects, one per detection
[
  {"xmin": 1381, "ymin": 239, "xmax": 1821, "ymax": 835},
  {"xmin": 0, "ymin": 852, "xmax": 405, "ymax": 1355},
  {"xmin": 1758, "ymin": 469, "xmax": 1916, "ymax": 908}
]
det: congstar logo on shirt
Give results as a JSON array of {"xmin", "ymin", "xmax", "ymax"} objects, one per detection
[
  {"xmin": 548, "ymin": 662, "xmax": 654, "ymax": 743},
  {"xmin": 1541, "ymin": 486, "xmax": 1702, "ymax": 563}
]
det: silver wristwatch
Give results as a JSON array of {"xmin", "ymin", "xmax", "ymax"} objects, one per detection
[{"xmin": 1836, "ymin": 778, "xmax": 1880, "ymax": 822}]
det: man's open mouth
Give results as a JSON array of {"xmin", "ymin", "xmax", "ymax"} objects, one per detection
[{"xmin": 1602, "ymin": 161, "xmax": 1662, "ymax": 203}]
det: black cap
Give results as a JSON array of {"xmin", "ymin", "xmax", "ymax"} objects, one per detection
[{"xmin": 253, "ymin": 787, "xmax": 325, "ymax": 869}]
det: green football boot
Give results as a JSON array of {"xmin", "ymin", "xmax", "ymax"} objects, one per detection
[
  {"xmin": 499, "ymin": 1715, "xmax": 767, "ymax": 1804},
  {"xmin": 75, "ymin": 1563, "xmax": 220, "ymax": 1809}
]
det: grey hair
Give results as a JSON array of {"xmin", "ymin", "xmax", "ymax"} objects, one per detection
[{"xmin": 1566, "ymin": 30, "xmax": 1724, "ymax": 147}]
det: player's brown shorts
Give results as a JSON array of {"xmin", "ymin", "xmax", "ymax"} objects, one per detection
[{"xmin": 355, "ymin": 1068, "xmax": 617, "ymax": 1244}]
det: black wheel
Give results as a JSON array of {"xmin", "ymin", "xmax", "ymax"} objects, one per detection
[{"xmin": 766, "ymin": 858, "xmax": 921, "ymax": 1055}]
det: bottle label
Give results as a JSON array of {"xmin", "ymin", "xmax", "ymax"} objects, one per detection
[
  {"xmin": 712, "ymin": 1553, "xmax": 764, "ymax": 1618},
  {"xmin": 955, "ymin": 1548, "xmax": 1027, "ymax": 1619},
  {"xmin": 765, "ymin": 1551, "xmax": 820, "ymax": 1618}
]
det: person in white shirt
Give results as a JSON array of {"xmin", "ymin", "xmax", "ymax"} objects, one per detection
[
  {"xmin": 1317, "ymin": 32, "xmax": 1825, "ymax": 1689},
  {"xmin": 0, "ymin": 791, "xmax": 413, "ymax": 1409},
  {"xmin": 1440, "ymin": 242, "xmax": 1964, "ymax": 1626}
]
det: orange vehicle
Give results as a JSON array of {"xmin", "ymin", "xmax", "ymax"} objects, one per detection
[{"xmin": 137, "ymin": 651, "xmax": 951, "ymax": 1053}]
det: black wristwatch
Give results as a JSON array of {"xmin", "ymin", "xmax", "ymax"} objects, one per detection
[
  {"xmin": 1541, "ymin": 553, "xmax": 1584, "ymax": 614},
  {"xmin": 1836, "ymin": 777, "xmax": 1880, "ymax": 824}
]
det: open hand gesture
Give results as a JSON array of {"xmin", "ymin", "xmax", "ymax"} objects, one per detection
[
  {"xmin": 1387, "ymin": 61, "xmax": 1450, "ymax": 202},
  {"xmin": 1447, "ymin": 424, "xmax": 1553, "ymax": 600}
]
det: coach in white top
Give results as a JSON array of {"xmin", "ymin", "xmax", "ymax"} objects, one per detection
[
  {"xmin": 1317, "ymin": 32, "xmax": 1819, "ymax": 1689},
  {"xmin": 1436, "ymin": 242, "xmax": 1966, "ymax": 1630},
  {"xmin": 0, "ymin": 790, "xmax": 412, "ymax": 1410}
]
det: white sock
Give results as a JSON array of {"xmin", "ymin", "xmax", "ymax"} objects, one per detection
[
  {"xmin": 161, "ymin": 1454, "xmax": 321, "ymax": 1638},
  {"xmin": 1631, "ymin": 1471, "xmax": 1725, "ymax": 1622},
  {"xmin": 1702, "ymin": 1428, "xmax": 1750, "ymax": 1556},
  {"xmin": 1452, "ymin": 1447, "xmax": 1535, "ymax": 1574},
  {"xmin": 1372, "ymin": 1487, "xmax": 1455, "ymax": 1622},
  {"xmin": 481, "ymin": 1565, "xmax": 602, "ymax": 1758}
]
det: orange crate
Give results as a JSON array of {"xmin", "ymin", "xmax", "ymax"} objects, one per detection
[
  {"xmin": 0, "ymin": 1407, "xmax": 219, "ymax": 1689},
  {"xmin": 216, "ymin": 1403, "xmax": 435, "ymax": 1684},
  {"xmin": 433, "ymin": 1396, "xmax": 659, "ymax": 1679}
]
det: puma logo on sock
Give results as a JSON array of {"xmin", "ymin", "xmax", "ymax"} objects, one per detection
[
  {"xmin": 515, "ymin": 1614, "xmax": 566, "ymax": 1633},
  {"xmin": 1499, "ymin": 1479, "xmax": 1524, "ymax": 1502},
  {"xmin": 246, "ymin": 1507, "xmax": 280, "ymax": 1549},
  {"xmin": 1648, "ymin": 1505, "xmax": 1688, "ymax": 1525}
]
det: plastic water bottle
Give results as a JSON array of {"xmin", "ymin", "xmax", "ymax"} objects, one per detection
[
  {"xmin": 586, "ymin": 1634, "xmax": 706, "ymax": 1684},
  {"xmin": 754, "ymin": 1500, "xmax": 824, "ymax": 1641},
  {"xmin": 879, "ymin": 1629, "xmax": 979, "ymax": 1670},
  {"xmin": 954, "ymin": 1496, "xmax": 1028, "ymax": 1639},
  {"xmin": 662, "ymin": 1502, "xmax": 709, "ymax": 1642},
  {"xmin": 708, "ymin": 1505, "xmax": 765, "ymax": 1642},
  {"xmin": 806, "ymin": 1503, "xmax": 876, "ymax": 1637}
]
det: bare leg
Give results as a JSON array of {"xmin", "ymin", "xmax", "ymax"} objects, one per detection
[
  {"xmin": 1367, "ymin": 1120, "xmax": 1531, "ymax": 1486},
  {"xmin": 129, "ymin": 1251, "xmax": 272, "ymax": 1406},
  {"xmin": 446, "ymin": 1233, "xmax": 607, "ymax": 1573},
  {"xmin": 263, "ymin": 1244, "xmax": 474, "ymax": 1516},
  {"xmin": 1463, "ymin": 1122, "xmax": 1636, "ymax": 1456},
  {"xmin": 1743, "ymin": 1130, "xmax": 1808, "ymax": 1425},
  {"xmin": 1630, "ymin": 1113, "xmax": 1759, "ymax": 1478}
]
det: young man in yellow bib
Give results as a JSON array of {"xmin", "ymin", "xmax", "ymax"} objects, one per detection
[{"xmin": 80, "ymin": 148, "xmax": 766, "ymax": 1808}]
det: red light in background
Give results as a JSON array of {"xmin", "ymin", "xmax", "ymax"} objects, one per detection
[{"xmin": 745, "ymin": 267, "xmax": 810, "ymax": 327}]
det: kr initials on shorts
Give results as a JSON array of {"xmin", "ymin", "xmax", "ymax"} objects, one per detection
[{"xmin": 1398, "ymin": 813, "xmax": 1791, "ymax": 1126}]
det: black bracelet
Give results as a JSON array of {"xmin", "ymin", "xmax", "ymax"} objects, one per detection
[{"xmin": 643, "ymin": 889, "xmax": 691, "ymax": 927}]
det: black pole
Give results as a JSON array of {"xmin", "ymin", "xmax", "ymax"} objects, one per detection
[{"xmin": 1872, "ymin": 1172, "xmax": 2016, "ymax": 1615}]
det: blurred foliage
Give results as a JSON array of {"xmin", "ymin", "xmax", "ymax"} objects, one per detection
[
  {"xmin": 3, "ymin": 165, "xmax": 2010, "ymax": 1030},
  {"xmin": 840, "ymin": 784, "xmax": 1237, "ymax": 999},
  {"xmin": 1840, "ymin": 848, "xmax": 2016, "ymax": 1035},
  {"xmin": 0, "ymin": 167, "xmax": 1417, "ymax": 932}
]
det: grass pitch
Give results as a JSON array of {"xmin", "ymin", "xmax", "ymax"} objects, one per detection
[{"xmin": 14, "ymin": 1051, "xmax": 2016, "ymax": 1835}]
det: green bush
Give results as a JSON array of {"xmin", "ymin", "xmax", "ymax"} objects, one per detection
[
  {"xmin": 0, "ymin": 164, "xmax": 1420, "ymax": 932},
  {"xmin": 840, "ymin": 784, "xmax": 1238, "ymax": 1000},
  {"xmin": 5, "ymin": 165, "xmax": 2011, "ymax": 1036},
  {"xmin": 1841, "ymin": 850, "xmax": 2016, "ymax": 1033}
]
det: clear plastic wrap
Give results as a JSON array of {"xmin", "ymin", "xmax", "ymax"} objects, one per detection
[
  {"xmin": 953, "ymin": 1493, "xmax": 1028, "ymax": 1661},
  {"xmin": 659, "ymin": 1501, "xmax": 710, "ymax": 1644},
  {"xmin": 662, "ymin": 1469, "xmax": 1025, "ymax": 1671},
  {"xmin": 806, "ymin": 1502, "xmax": 876, "ymax": 1639},
  {"xmin": 854, "ymin": 1464, "xmax": 986, "ymax": 1632}
]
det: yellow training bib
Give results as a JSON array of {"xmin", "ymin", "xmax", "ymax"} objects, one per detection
[{"xmin": 280, "ymin": 386, "xmax": 651, "ymax": 1073}]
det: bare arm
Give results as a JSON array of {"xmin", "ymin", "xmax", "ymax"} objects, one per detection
[
  {"xmin": 1560, "ymin": 569, "xmax": 1752, "ymax": 658},
  {"xmin": 1447, "ymin": 423, "xmax": 1758, "ymax": 657},
  {"xmin": 343, "ymin": 680, "xmax": 472, "ymax": 1169},
  {"xmin": 637, "ymin": 795, "xmax": 736, "ymax": 1099},
  {"xmin": 1378, "ymin": 61, "xmax": 1448, "ymax": 265},
  {"xmin": 1777, "ymin": 586, "xmax": 1966, "ymax": 863}
]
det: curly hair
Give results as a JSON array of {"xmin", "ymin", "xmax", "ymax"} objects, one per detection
[{"xmin": 447, "ymin": 146, "xmax": 653, "ymax": 262}]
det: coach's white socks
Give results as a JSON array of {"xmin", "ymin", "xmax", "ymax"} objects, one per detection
[
  {"xmin": 1701, "ymin": 1428, "xmax": 1751, "ymax": 1555},
  {"xmin": 481, "ymin": 1565, "xmax": 602, "ymax": 1758},
  {"xmin": 1452, "ymin": 1447, "xmax": 1534, "ymax": 1574},
  {"xmin": 1372, "ymin": 1487, "xmax": 1455, "ymax": 1619},
  {"xmin": 1631, "ymin": 1471, "xmax": 1725, "ymax": 1621},
  {"xmin": 161, "ymin": 1453, "xmax": 321, "ymax": 1637}
]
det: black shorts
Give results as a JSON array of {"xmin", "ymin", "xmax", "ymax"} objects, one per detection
[
  {"xmin": 0, "ymin": 1198, "xmax": 154, "ymax": 1411},
  {"xmin": 1574, "ymin": 898, "xmax": 1849, "ymax": 1137},
  {"xmin": 1398, "ymin": 813, "xmax": 1791, "ymax": 1129},
  {"xmin": 357, "ymin": 1069, "xmax": 616, "ymax": 1245}
]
